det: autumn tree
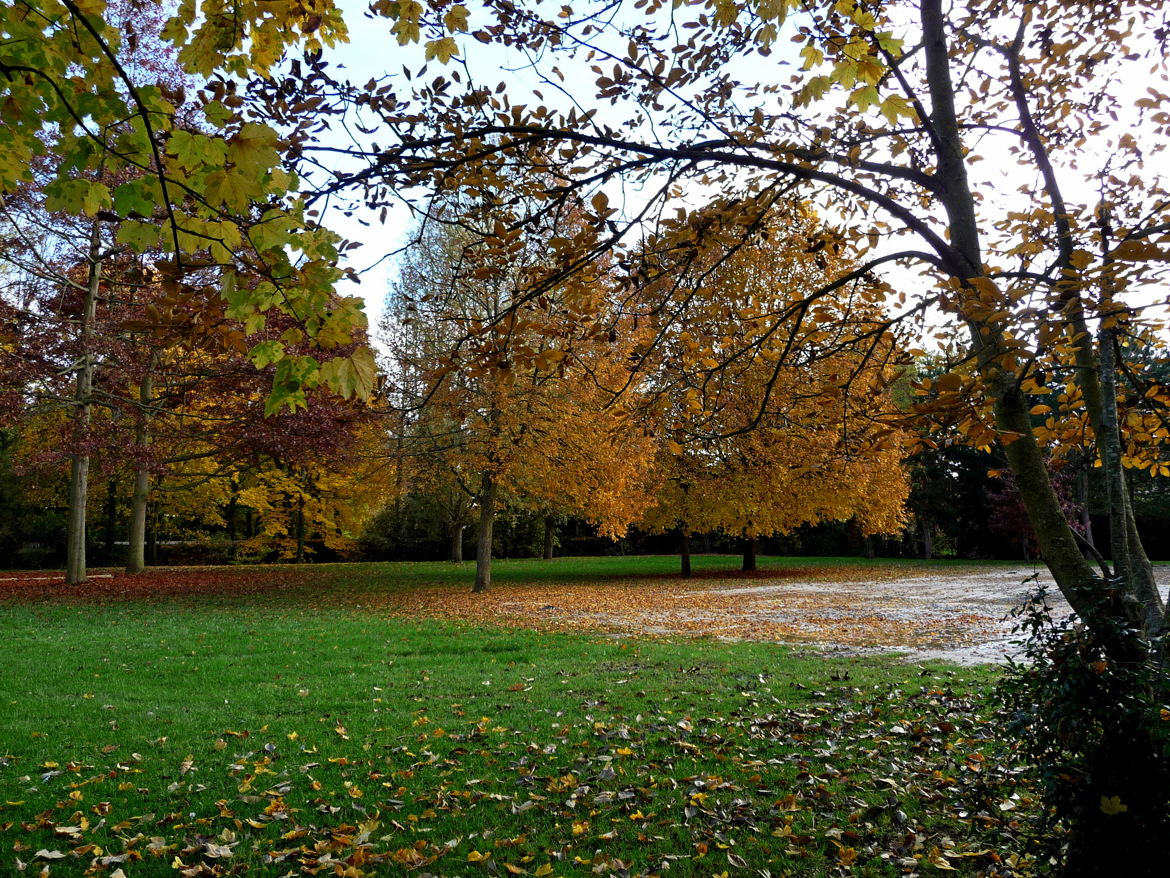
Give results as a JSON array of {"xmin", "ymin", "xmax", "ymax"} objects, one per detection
[
  {"xmin": 261, "ymin": 0, "xmax": 1170, "ymax": 868},
  {"xmin": 635, "ymin": 202, "xmax": 910, "ymax": 573},
  {"xmin": 383, "ymin": 215, "xmax": 659, "ymax": 591},
  {"xmin": 12, "ymin": 0, "xmax": 1170, "ymax": 867},
  {"xmin": 1, "ymin": 0, "xmax": 377, "ymax": 583}
]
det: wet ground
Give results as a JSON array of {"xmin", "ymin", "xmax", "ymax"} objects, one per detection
[{"xmin": 467, "ymin": 563, "xmax": 1170, "ymax": 665}]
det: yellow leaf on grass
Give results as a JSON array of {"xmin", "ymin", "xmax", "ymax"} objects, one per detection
[{"xmin": 1100, "ymin": 795, "xmax": 1128, "ymax": 815}]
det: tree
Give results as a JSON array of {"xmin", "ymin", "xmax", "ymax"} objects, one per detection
[
  {"xmin": 0, "ymin": 0, "xmax": 372, "ymax": 414},
  {"xmin": 383, "ymin": 216, "xmax": 659, "ymax": 591},
  {"xmin": 637, "ymin": 204, "xmax": 910, "ymax": 573},
  {"xmin": 1, "ymin": 0, "xmax": 375, "ymax": 583},
  {"xmin": 275, "ymin": 0, "xmax": 1170, "ymax": 869}
]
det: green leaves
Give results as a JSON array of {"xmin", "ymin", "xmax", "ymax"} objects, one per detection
[
  {"xmin": 0, "ymin": 1, "xmax": 368, "ymax": 416},
  {"xmin": 43, "ymin": 178, "xmax": 111, "ymax": 216},
  {"xmin": 318, "ymin": 347, "xmax": 377, "ymax": 400},
  {"xmin": 168, "ymin": 129, "xmax": 228, "ymax": 171}
]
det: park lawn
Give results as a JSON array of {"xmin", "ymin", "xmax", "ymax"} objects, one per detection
[{"xmin": 0, "ymin": 560, "xmax": 1032, "ymax": 876}]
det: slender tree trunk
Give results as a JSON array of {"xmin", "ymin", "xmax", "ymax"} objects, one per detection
[
  {"xmin": 473, "ymin": 472, "xmax": 496, "ymax": 593},
  {"xmin": 742, "ymin": 535, "xmax": 757, "ymax": 573},
  {"xmin": 680, "ymin": 530, "xmax": 691, "ymax": 577},
  {"xmin": 920, "ymin": 517, "xmax": 934, "ymax": 560},
  {"xmin": 542, "ymin": 515, "xmax": 555, "ymax": 560},
  {"xmin": 294, "ymin": 496, "xmax": 306, "ymax": 563},
  {"xmin": 103, "ymin": 475, "xmax": 117, "ymax": 563},
  {"xmin": 126, "ymin": 466, "xmax": 149, "ymax": 573},
  {"xmin": 65, "ymin": 221, "xmax": 103, "ymax": 585},
  {"xmin": 225, "ymin": 493, "xmax": 238, "ymax": 560},
  {"xmin": 1078, "ymin": 470, "xmax": 1095, "ymax": 549},
  {"xmin": 450, "ymin": 524, "xmax": 464, "ymax": 563},
  {"xmin": 126, "ymin": 356, "xmax": 156, "ymax": 574},
  {"xmin": 146, "ymin": 507, "xmax": 158, "ymax": 565}
]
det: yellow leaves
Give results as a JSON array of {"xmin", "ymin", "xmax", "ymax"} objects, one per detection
[
  {"xmin": 392, "ymin": 0, "xmax": 425, "ymax": 45},
  {"xmin": 799, "ymin": 43, "xmax": 824, "ymax": 70},
  {"xmin": 444, "ymin": 4, "xmax": 470, "ymax": 32},
  {"xmin": 849, "ymin": 84, "xmax": 880, "ymax": 113},
  {"xmin": 72, "ymin": 0, "xmax": 107, "ymax": 15},
  {"xmin": 425, "ymin": 37, "xmax": 460, "ymax": 63},
  {"xmin": 833, "ymin": 841, "xmax": 859, "ymax": 866},
  {"xmin": 711, "ymin": 0, "xmax": 739, "ymax": 28},
  {"xmin": 226, "ymin": 122, "xmax": 281, "ymax": 176},
  {"xmin": 879, "ymin": 94, "xmax": 914, "ymax": 126},
  {"xmin": 1100, "ymin": 795, "xmax": 1128, "ymax": 815},
  {"xmin": 204, "ymin": 169, "xmax": 263, "ymax": 210},
  {"xmin": 934, "ymin": 372, "xmax": 964, "ymax": 393},
  {"xmin": 1111, "ymin": 238, "xmax": 1167, "ymax": 262}
]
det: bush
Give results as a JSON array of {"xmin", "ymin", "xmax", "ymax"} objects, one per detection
[{"xmin": 996, "ymin": 581, "xmax": 1170, "ymax": 875}]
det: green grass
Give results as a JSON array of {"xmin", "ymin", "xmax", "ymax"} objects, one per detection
[{"xmin": 0, "ymin": 561, "xmax": 1029, "ymax": 876}]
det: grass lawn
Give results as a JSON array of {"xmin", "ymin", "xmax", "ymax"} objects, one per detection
[{"xmin": 0, "ymin": 559, "xmax": 1033, "ymax": 876}]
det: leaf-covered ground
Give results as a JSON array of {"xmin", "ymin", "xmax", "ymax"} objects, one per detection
[
  {"xmin": 0, "ymin": 556, "xmax": 1089, "ymax": 662},
  {"xmin": 0, "ymin": 559, "xmax": 1043, "ymax": 876}
]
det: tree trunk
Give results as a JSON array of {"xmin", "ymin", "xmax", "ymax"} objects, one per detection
[
  {"xmin": 226, "ymin": 494, "xmax": 238, "ymax": 560},
  {"xmin": 450, "ymin": 524, "xmax": 464, "ymax": 563},
  {"xmin": 65, "ymin": 221, "xmax": 103, "ymax": 585},
  {"xmin": 294, "ymin": 496, "xmax": 306, "ymax": 563},
  {"xmin": 126, "ymin": 358, "xmax": 155, "ymax": 574},
  {"xmin": 473, "ymin": 472, "xmax": 496, "ymax": 593},
  {"xmin": 919, "ymin": 3, "xmax": 1169, "ymax": 869},
  {"xmin": 920, "ymin": 517, "xmax": 934, "ymax": 560},
  {"xmin": 741, "ymin": 535, "xmax": 757, "ymax": 573},
  {"xmin": 1078, "ymin": 470, "xmax": 1095, "ymax": 550},
  {"xmin": 126, "ymin": 466, "xmax": 149, "ymax": 573},
  {"xmin": 542, "ymin": 515, "xmax": 555, "ymax": 560},
  {"xmin": 103, "ymin": 475, "xmax": 117, "ymax": 563},
  {"xmin": 680, "ymin": 530, "xmax": 691, "ymax": 577},
  {"xmin": 146, "ymin": 507, "xmax": 158, "ymax": 565}
]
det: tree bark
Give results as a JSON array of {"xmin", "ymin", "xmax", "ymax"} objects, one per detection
[
  {"xmin": 680, "ymin": 530, "xmax": 691, "ymax": 577},
  {"xmin": 920, "ymin": 517, "xmax": 934, "ymax": 560},
  {"xmin": 741, "ymin": 534, "xmax": 757, "ymax": 573},
  {"xmin": 126, "ymin": 355, "xmax": 156, "ymax": 574},
  {"xmin": 1078, "ymin": 470, "xmax": 1095, "ymax": 550},
  {"xmin": 102, "ymin": 475, "xmax": 117, "ymax": 563},
  {"xmin": 294, "ymin": 496, "xmax": 306, "ymax": 563},
  {"xmin": 65, "ymin": 221, "xmax": 103, "ymax": 585},
  {"xmin": 450, "ymin": 524, "xmax": 464, "ymax": 563},
  {"xmin": 542, "ymin": 515, "xmax": 555, "ymax": 560},
  {"xmin": 473, "ymin": 472, "xmax": 496, "ymax": 593}
]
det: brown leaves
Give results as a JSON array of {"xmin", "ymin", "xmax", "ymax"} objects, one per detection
[{"xmin": 375, "ymin": 563, "xmax": 1005, "ymax": 654}]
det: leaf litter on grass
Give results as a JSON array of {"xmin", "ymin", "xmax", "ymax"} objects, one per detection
[
  {"xmin": 0, "ymin": 666, "xmax": 1031, "ymax": 877},
  {"xmin": 0, "ymin": 561, "xmax": 1052, "ymax": 874}
]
